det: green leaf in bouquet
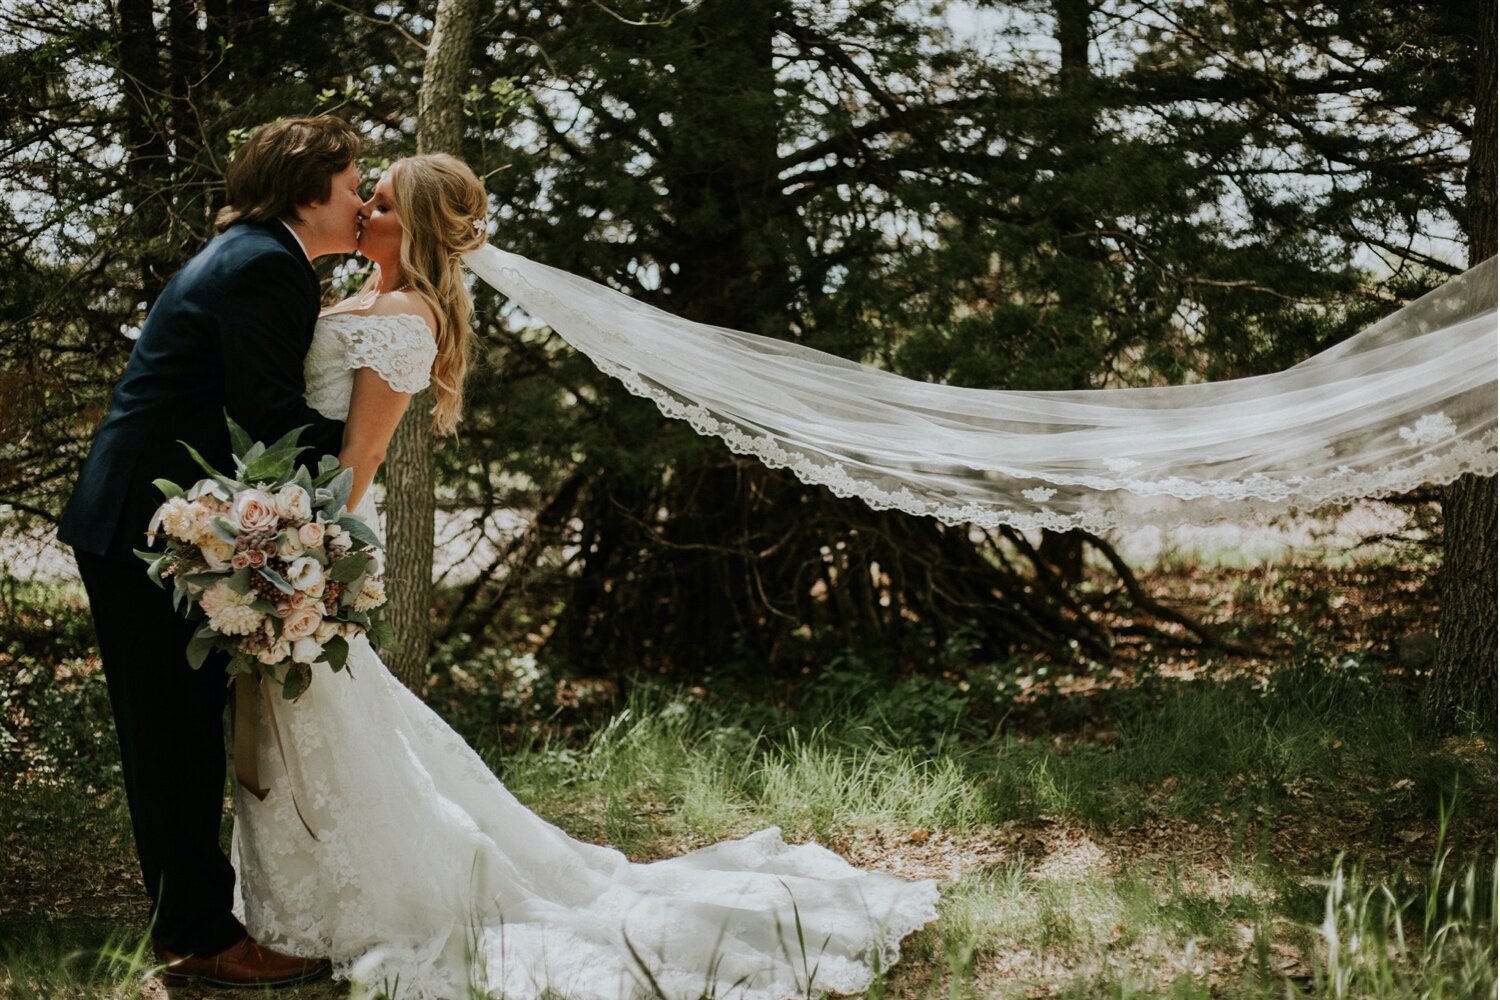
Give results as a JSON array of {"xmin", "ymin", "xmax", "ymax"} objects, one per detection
[
  {"xmin": 178, "ymin": 572, "xmax": 223, "ymax": 592},
  {"xmin": 328, "ymin": 552, "xmax": 373, "ymax": 584},
  {"xmin": 343, "ymin": 609, "xmax": 370, "ymax": 626},
  {"xmin": 145, "ymin": 554, "xmax": 169, "ymax": 588},
  {"xmin": 134, "ymin": 547, "xmax": 164, "ymax": 566},
  {"xmin": 226, "ymin": 411, "xmax": 254, "ymax": 458},
  {"xmin": 225, "ymin": 653, "xmax": 256, "ymax": 679},
  {"xmin": 281, "ymin": 661, "xmax": 312, "ymax": 701},
  {"xmin": 210, "ymin": 515, "xmax": 239, "ymax": 543},
  {"xmin": 178, "ymin": 441, "xmax": 244, "ymax": 494},
  {"xmin": 226, "ymin": 566, "xmax": 252, "ymax": 594},
  {"xmin": 366, "ymin": 616, "xmax": 398, "ymax": 652},
  {"xmin": 250, "ymin": 597, "xmax": 279, "ymax": 615},
  {"xmin": 152, "ymin": 479, "xmax": 186, "ymax": 499},
  {"xmin": 241, "ymin": 425, "xmax": 311, "ymax": 483},
  {"xmin": 292, "ymin": 465, "xmax": 316, "ymax": 497},
  {"xmin": 311, "ymin": 454, "xmax": 343, "ymax": 487},
  {"xmin": 186, "ymin": 627, "xmax": 219, "ymax": 670},
  {"xmin": 256, "ymin": 565, "xmax": 295, "ymax": 595},
  {"xmin": 322, "ymin": 634, "xmax": 350, "ymax": 672},
  {"xmin": 336, "ymin": 514, "xmax": 382, "ymax": 551},
  {"xmin": 317, "ymin": 467, "xmax": 354, "ymax": 515}
]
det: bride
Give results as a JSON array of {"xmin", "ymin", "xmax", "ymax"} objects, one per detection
[{"xmin": 230, "ymin": 152, "xmax": 941, "ymax": 1000}]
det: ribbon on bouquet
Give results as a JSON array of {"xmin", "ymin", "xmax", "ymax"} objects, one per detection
[{"xmin": 232, "ymin": 674, "xmax": 320, "ymax": 841}]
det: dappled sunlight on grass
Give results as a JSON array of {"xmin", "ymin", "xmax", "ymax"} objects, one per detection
[{"xmin": 3, "ymin": 568, "xmax": 1494, "ymax": 999}]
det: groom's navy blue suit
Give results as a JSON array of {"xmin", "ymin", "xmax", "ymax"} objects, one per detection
[{"xmin": 58, "ymin": 220, "xmax": 345, "ymax": 955}]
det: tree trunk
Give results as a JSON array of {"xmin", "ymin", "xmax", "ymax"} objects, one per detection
[
  {"xmin": 1037, "ymin": 0, "xmax": 1097, "ymax": 584},
  {"xmin": 116, "ymin": 0, "xmax": 173, "ymax": 305},
  {"xmin": 384, "ymin": 0, "xmax": 478, "ymax": 693},
  {"xmin": 1427, "ymin": 0, "xmax": 1497, "ymax": 734}
]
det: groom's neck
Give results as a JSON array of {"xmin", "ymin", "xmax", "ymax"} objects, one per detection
[{"xmin": 280, "ymin": 219, "xmax": 316, "ymax": 260}]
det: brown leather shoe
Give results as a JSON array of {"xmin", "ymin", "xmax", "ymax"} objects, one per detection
[{"xmin": 153, "ymin": 935, "xmax": 330, "ymax": 988}]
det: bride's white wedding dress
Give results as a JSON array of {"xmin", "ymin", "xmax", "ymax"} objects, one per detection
[{"xmin": 229, "ymin": 310, "xmax": 940, "ymax": 1000}]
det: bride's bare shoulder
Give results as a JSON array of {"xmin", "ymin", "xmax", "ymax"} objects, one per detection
[
  {"xmin": 321, "ymin": 290, "xmax": 437, "ymax": 338},
  {"xmin": 364, "ymin": 290, "xmax": 437, "ymax": 338}
]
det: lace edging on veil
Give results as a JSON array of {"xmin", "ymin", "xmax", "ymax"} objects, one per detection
[{"xmin": 462, "ymin": 246, "xmax": 1498, "ymax": 532}]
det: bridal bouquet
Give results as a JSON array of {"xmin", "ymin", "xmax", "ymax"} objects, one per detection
[{"xmin": 137, "ymin": 417, "xmax": 392, "ymax": 700}]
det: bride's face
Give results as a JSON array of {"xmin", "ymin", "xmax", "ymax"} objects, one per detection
[{"xmin": 357, "ymin": 172, "xmax": 403, "ymax": 274}]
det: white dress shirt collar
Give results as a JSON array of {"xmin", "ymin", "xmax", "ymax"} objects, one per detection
[{"xmin": 280, "ymin": 219, "xmax": 311, "ymax": 260}]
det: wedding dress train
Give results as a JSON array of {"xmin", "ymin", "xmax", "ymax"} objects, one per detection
[{"xmin": 229, "ymin": 310, "xmax": 940, "ymax": 1000}]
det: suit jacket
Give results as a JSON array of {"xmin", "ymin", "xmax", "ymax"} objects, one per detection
[{"xmin": 58, "ymin": 221, "xmax": 347, "ymax": 562}]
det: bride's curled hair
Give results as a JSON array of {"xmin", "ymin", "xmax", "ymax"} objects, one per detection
[{"xmin": 379, "ymin": 153, "xmax": 488, "ymax": 435}]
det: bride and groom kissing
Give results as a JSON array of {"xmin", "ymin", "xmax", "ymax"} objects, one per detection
[{"xmin": 57, "ymin": 115, "xmax": 937, "ymax": 998}]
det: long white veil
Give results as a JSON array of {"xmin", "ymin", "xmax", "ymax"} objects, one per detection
[{"xmin": 463, "ymin": 246, "xmax": 1497, "ymax": 532}]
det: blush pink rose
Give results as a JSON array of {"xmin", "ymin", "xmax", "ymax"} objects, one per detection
[
  {"xmin": 282, "ymin": 604, "xmax": 324, "ymax": 640},
  {"xmin": 232, "ymin": 489, "xmax": 279, "ymax": 533},
  {"xmin": 231, "ymin": 551, "xmax": 252, "ymax": 571},
  {"xmin": 297, "ymin": 522, "xmax": 326, "ymax": 548}
]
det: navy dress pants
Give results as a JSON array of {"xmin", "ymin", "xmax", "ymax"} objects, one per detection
[{"xmin": 72, "ymin": 548, "xmax": 245, "ymax": 955}]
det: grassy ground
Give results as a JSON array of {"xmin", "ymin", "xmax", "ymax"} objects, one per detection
[{"xmin": 0, "ymin": 552, "xmax": 1494, "ymax": 999}]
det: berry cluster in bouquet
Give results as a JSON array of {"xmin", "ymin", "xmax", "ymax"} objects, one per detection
[{"xmin": 138, "ymin": 415, "xmax": 393, "ymax": 700}]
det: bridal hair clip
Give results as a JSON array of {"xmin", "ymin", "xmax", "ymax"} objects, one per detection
[{"xmin": 472, "ymin": 218, "xmax": 485, "ymax": 235}]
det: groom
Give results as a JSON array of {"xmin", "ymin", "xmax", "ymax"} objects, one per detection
[{"xmin": 56, "ymin": 116, "xmax": 361, "ymax": 985}]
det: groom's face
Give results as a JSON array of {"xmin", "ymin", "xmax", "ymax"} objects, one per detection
[{"xmin": 296, "ymin": 162, "xmax": 364, "ymax": 256}]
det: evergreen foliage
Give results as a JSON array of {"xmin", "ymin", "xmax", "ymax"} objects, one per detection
[{"xmin": 0, "ymin": 1, "xmax": 1482, "ymax": 681}]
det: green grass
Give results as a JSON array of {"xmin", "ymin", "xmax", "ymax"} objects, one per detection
[{"xmin": 1, "ymin": 577, "xmax": 1494, "ymax": 999}]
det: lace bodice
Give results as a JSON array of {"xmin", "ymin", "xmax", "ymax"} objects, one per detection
[{"xmin": 304, "ymin": 311, "xmax": 438, "ymax": 421}]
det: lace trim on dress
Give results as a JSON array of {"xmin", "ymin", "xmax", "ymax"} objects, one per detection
[{"xmin": 319, "ymin": 312, "xmax": 437, "ymax": 395}]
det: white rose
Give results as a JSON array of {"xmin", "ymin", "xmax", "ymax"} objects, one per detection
[
  {"xmin": 297, "ymin": 522, "xmax": 325, "ymax": 548},
  {"xmin": 313, "ymin": 621, "xmax": 339, "ymax": 644},
  {"xmin": 232, "ymin": 489, "xmax": 279, "ymax": 533},
  {"xmin": 282, "ymin": 604, "xmax": 324, "ymax": 640},
  {"xmin": 274, "ymin": 484, "xmax": 312, "ymax": 523},
  {"xmin": 290, "ymin": 636, "xmax": 325, "ymax": 665},
  {"xmin": 284, "ymin": 556, "xmax": 325, "ymax": 594},
  {"xmin": 200, "ymin": 537, "xmax": 235, "ymax": 572}
]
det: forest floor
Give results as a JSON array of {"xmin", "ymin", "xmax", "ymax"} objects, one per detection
[{"xmin": 0, "ymin": 524, "xmax": 1495, "ymax": 999}]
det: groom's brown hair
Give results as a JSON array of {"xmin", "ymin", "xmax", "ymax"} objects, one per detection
[{"xmin": 214, "ymin": 116, "xmax": 361, "ymax": 231}]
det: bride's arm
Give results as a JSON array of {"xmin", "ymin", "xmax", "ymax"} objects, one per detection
[{"xmin": 340, "ymin": 368, "xmax": 413, "ymax": 512}]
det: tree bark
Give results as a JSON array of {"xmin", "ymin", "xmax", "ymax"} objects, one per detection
[
  {"xmin": 384, "ymin": 0, "xmax": 478, "ymax": 693},
  {"xmin": 1036, "ymin": 0, "xmax": 1096, "ymax": 584},
  {"xmin": 1427, "ymin": 0, "xmax": 1497, "ymax": 734},
  {"xmin": 116, "ymin": 0, "xmax": 173, "ymax": 305}
]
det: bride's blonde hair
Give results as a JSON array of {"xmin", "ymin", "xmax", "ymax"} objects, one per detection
[{"xmin": 367, "ymin": 153, "xmax": 488, "ymax": 435}]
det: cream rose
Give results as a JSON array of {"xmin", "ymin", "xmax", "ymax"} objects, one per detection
[
  {"xmin": 275, "ymin": 529, "xmax": 305, "ymax": 559},
  {"xmin": 282, "ymin": 604, "xmax": 324, "ymax": 640},
  {"xmin": 274, "ymin": 484, "xmax": 312, "ymax": 523},
  {"xmin": 297, "ymin": 521, "xmax": 325, "ymax": 548},
  {"xmin": 200, "ymin": 537, "xmax": 235, "ymax": 572},
  {"xmin": 232, "ymin": 489, "xmax": 279, "ymax": 533}
]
